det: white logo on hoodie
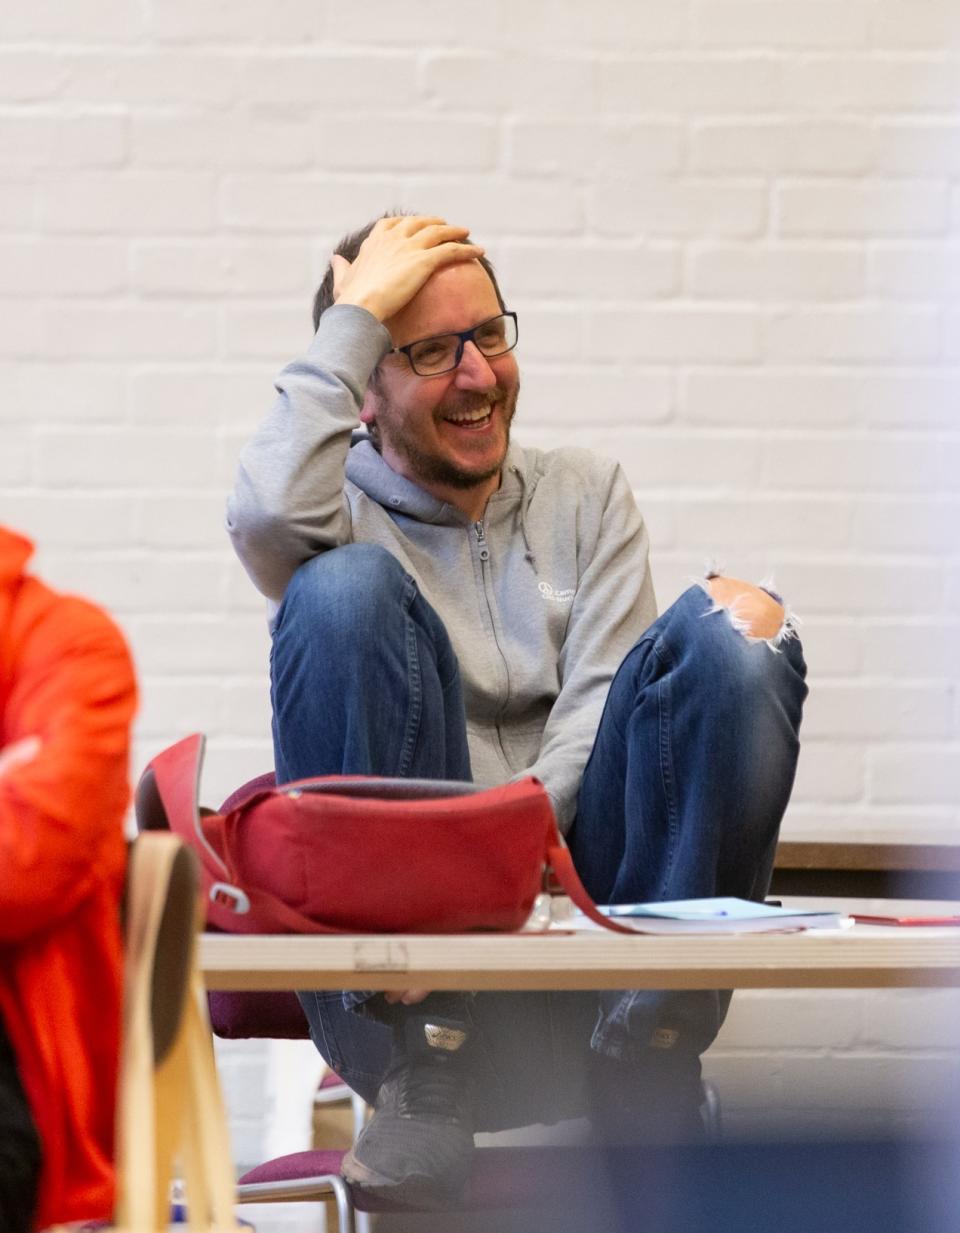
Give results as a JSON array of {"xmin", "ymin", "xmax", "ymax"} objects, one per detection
[{"xmin": 538, "ymin": 581, "xmax": 575, "ymax": 604}]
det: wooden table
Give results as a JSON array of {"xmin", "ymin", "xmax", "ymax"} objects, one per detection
[
  {"xmin": 771, "ymin": 841, "xmax": 960, "ymax": 900},
  {"xmin": 200, "ymin": 925, "xmax": 960, "ymax": 993}
]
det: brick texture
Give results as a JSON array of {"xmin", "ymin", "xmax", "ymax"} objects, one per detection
[{"xmin": 2, "ymin": 1, "xmax": 958, "ymax": 1194}]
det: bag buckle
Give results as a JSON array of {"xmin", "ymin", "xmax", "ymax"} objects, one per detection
[{"xmin": 209, "ymin": 882, "xmax": 251, "ymax": 914}]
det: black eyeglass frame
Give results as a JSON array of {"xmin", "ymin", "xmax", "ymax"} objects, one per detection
[{"xmin": 387, "ymin": 311, "xmax": 519, "ymax": 377}]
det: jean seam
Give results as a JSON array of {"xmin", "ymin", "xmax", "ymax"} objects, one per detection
[
  {"xmin": 268, "ymin": 637, "xmax": 290, "ymax": 786},
  {"xmin": 653, "ymin": 638, "xmax": 680, "ymax": 898},
  {"xmin": 396, "ymin": 575, "xmax": 423, "ymax": 777},
  {"xmin": 302, "ymin": 991, "xmax": 344, "ymax": 1075}
]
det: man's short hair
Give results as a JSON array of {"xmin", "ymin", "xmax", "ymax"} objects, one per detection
[{"xmin": 312, "ymin": 212, "xmax": 506, "ymax": 332}]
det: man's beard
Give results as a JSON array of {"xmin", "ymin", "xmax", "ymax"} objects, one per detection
[{"xmin": 374, "ymin": 383, "xmax": 518, "ymax": 492}]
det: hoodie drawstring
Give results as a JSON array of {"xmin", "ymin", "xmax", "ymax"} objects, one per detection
[{"xmin": 511, "ymin": 465, "xmax": 539, "ymax": 576}]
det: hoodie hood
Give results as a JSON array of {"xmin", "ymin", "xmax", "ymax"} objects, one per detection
[{"xmin": 345, "ymin": 437, "xmax": 538, "ymax": 527}]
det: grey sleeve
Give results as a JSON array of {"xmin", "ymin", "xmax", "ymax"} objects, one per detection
[
  {"xmin": 226, "ymin": 304, "xmax": 391, "ymax": 603},
  {"xmin": 525, "ymin": 465, "xmax": 657, "ymax": 832}
]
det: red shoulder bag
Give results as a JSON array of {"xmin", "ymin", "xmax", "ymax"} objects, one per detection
[{"xmin": 136, "ymin": 734, "xmax": 630, "ymax": 936}]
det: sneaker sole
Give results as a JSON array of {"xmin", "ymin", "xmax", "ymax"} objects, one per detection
[{"xmin": 341, "ymin": 1145, "xmax": 470, "ymax": 1210}]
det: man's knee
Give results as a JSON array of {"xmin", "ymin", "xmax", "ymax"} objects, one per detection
[
  {"xmin": 704, "ymin": 575, "xmax": 786, "ymax": 643},
  {"xmin": 282, "ymin": 543, "xmax": 408, "ymax": 634}
]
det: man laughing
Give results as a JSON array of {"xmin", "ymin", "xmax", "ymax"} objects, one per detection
[{"xmin": 227, "ymin": 214, "xmax": 807, "ymax": 1208}]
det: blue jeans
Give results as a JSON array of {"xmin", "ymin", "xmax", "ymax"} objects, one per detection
[{"xmin": 271, "ymin": 544, "xmax": 807, "ymax": 1127}]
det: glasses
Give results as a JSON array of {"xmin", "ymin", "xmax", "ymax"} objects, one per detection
[{"xmin": 389, "ymin": 312, "xmax": 518, "ymax": 377}]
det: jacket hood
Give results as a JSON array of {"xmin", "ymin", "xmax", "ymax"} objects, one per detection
[
  {"xmin": 345, "ymin": 438, "xmax": 538, "ymax": 525},
  {"xmin": 0, "ymin": 526, "xmax": 33, "ymax": 588}
]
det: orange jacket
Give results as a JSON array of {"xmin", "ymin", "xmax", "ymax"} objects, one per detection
[{"xmin": 0, "ymin": 526, "xmax": 137, "ymax": 1230}]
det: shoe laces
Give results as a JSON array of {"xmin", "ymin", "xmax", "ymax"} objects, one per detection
[{"xmin": 396, "ymin": 1056, "xmax": 467, "ymax": 1122}]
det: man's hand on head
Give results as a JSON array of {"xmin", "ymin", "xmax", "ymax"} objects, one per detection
[{"xmin": 330, "ymin": 215, "xmax": 483, "ymax": 324}]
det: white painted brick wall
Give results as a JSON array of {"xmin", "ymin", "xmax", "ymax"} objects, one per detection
[{"xmin": 2, "ymin": 0, "xmax": 958, "ymax": 1212}]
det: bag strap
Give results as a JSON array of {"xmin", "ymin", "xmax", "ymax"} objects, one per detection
[
  {"xmin": 148, "ymin": 734, "xmax": 230, "ymax": 879},
  {"xmin": 209, "ymin": 861, "xmax": 344, "ymax": 935},
  {"xmin": 544, "ymin": 820, "xmax": 637, "ymax": 935},
  {"xmin": 147, "ymin": 735, "xmax": 343, "ymax": 933}
]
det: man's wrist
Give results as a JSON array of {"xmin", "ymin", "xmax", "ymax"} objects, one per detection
[
  {"xmin": 320, "ymin": 300, "xmax": 389, "ymax": 332},
  {"xmin": 309, "ymin": 302, "xmax": 392, "ymax": 378},
  {"xmin": 335, "ymin": 292, "xmax": 387, "ymax": 322}
]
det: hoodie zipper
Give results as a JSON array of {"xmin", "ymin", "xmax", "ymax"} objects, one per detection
[
  {"xmin": 474, "ymin": 520, "xmax": 490, "ymax": 562},
  {"xmin": 472, "ymin": 518, "xmax": 514, "ymax": 767}
]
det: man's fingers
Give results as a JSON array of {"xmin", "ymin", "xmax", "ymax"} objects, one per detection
[
  {"xmin": 383, "ymin": 988, "xmax": 432, "ymax": 1005},
  {"xmin": 419, "ymin": 238, "xmax": 484, "ymax": 268},
  {"xmin": 410, "ymin": 222, "xmax": 472, "ymax": 248},
  {"xmin": 369, "ymin": 217, "xmax": 472, "ymax": 252},
  {"xmin": 392, "ymin": 214, "xmax": 449, "ymax": 236},
  {"xmin": 374, "ymin": 216, "xmax": 471, "ymax": 250},
  {"xmin": 332, "ymin": 215, "xmax": 481, "ymax": 322}
]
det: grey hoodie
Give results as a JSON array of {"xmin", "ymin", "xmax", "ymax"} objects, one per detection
[{"xmin": 227, "ymin": 304, "xmax": 657, "ymax": 830}]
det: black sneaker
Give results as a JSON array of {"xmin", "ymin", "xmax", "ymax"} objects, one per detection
[
  {"xmin": 341, "ymin": 1006, "xmax": 475, "ymax": 1208},
  {"xmin": 589, "ymin": 1036, "xmax": 707, "ymax": 1146}
]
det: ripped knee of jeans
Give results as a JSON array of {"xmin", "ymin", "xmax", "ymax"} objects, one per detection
[{"xmin": 697, "ymin": 568, "xmax": 801, "ymax": 651}]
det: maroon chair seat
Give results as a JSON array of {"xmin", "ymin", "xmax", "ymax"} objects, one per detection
[
  {"xmin": 317, "ymin": 1069, "xmax": 350, "ymax": 1096},
  {"xmin": 207, "ymin": 986, "xmax": 308, "ymax": 1039},
  {"xmin": 239, "ymin": 1148, "xmax": 346, "ymax": 1189},
  {"xmin": 237, "ymin": 1144, "xmax": 657, "ymax": 1216}
]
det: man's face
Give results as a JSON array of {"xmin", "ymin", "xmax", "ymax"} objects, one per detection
[{"xmin": 360, "ymin": 261, "xmax": 520, "ymax": 506}]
